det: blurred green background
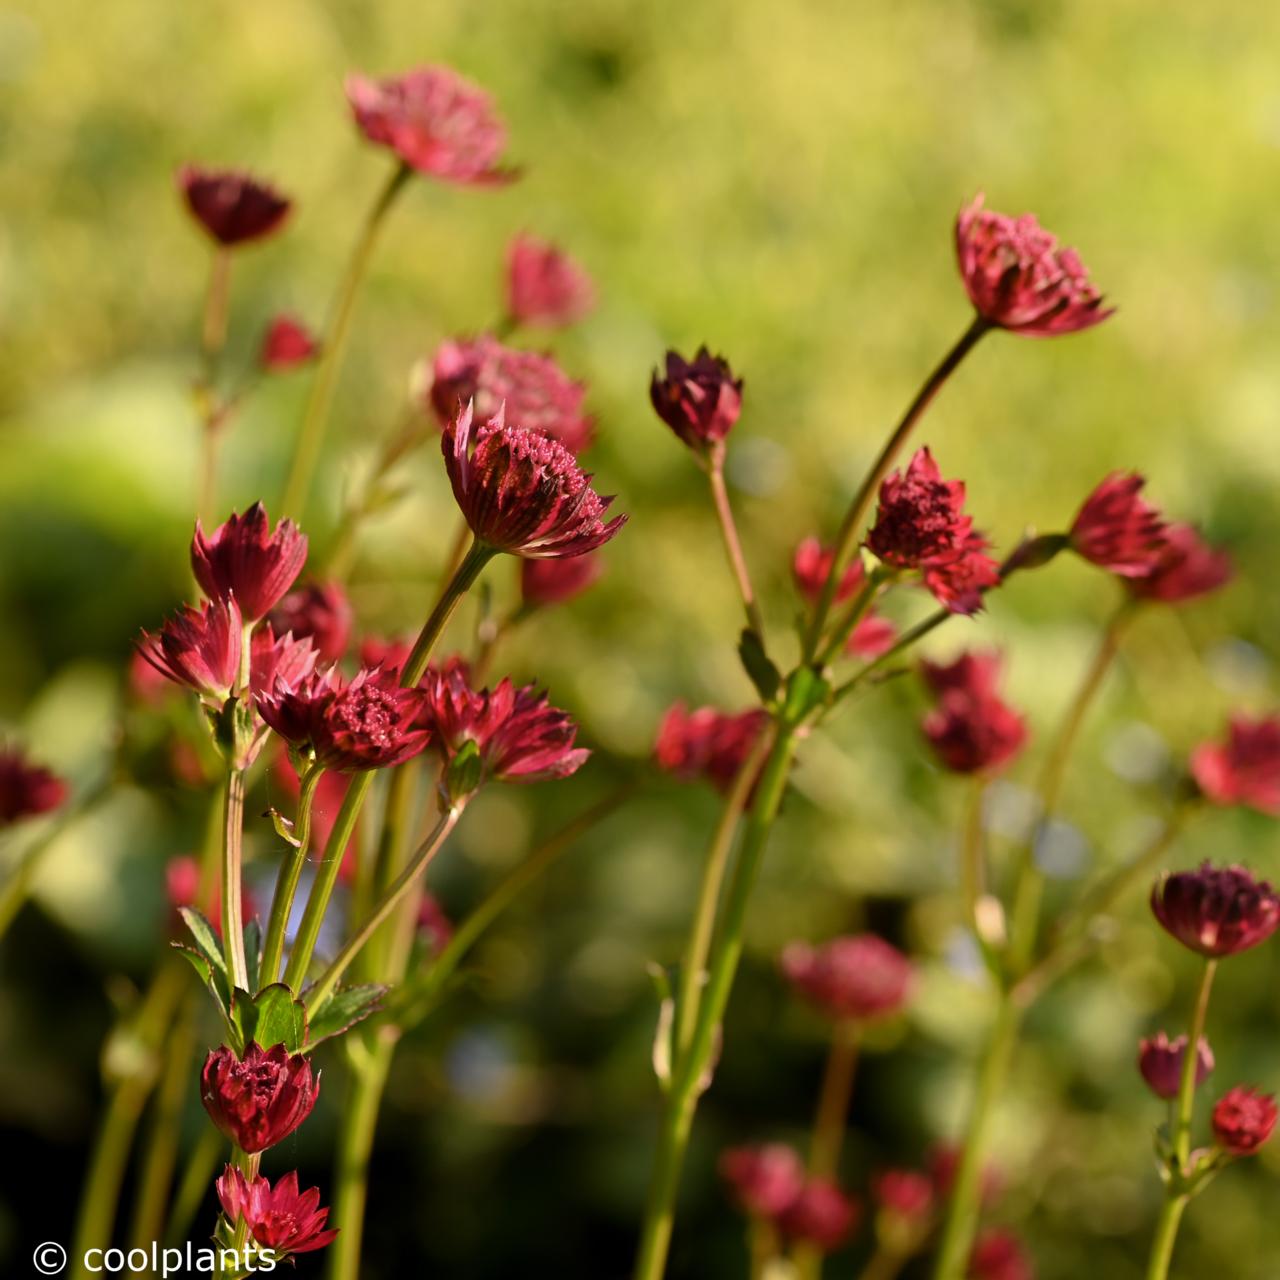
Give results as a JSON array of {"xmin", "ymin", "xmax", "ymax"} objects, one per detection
[{"xmin": 2, "ymin": 0, "xmax": 1280, "ymax": 1276}]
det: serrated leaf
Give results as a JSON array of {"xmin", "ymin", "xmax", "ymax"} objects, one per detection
[
  {"xmin": 230, "ymin": 983, "xmax": 308, "ymax": 1054},
  {"xmin": 305, "ymin": 984, "xmax": 388, "ymax": 1049},
  {"xmin": 172, "ymin": 942, "xmax": 237, "ymax": 1042},
  {"xmin": 737, "ymin": 628, "xmax": 781, "ymax": 703},
  {"xmin": 179, "ymin": 907, "xmax": 228, "ymax": 980}
]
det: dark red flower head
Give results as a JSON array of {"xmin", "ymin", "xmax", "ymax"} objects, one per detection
[
  {"xmin": 139, "ymin": 597, "xmax": 243, "ymax": 702},
  {"xmin": 521, "ymin": 553, "xmax": 603, "ymax": 608},
  {"xmin": 443, "ymin": 402, "xmax": 625, "ymax": 558},
  {"xmin": 780, "ymin": 1179, "xmax": 861, "ymax": 1252},
  {"xmin": 177, "ymin": 166, "xmax": 292, "ymax": 247},
  {"xmin": 781, "ymin": 935, "xmax": 914, "ymax": 1022},
  {"xmin": 922, "ymin": 694, "xmax": 1027, "ymax": 776},
  {"xmin": 968, "ymin": 1228, "xmax": 1035, "ymax": 1280},
  {"xmin": 0, "ymin": 748, "xmax": 67, "ymax": 827},
  {"xmin": 268, "ymin": 581, "xmax": 353, "ymax": 665},
  {"xmin": 201, "ymin": 1042, "xmax": 318, "ymax": 1155},
  {"xmin": 1190, "ymin": 715, "xmax": 1280, "ymax": 816},
  {"xmin": 428, "ymin": 336, "xmax": 593, "ymax": 452},
  {"xmin": 249, "ymin": 625, "xmax": 318, "ymax": 700},
  {"xmin": 506, "ymin": 232, "xmax": 596, "ymax": 329},
  {"xmin": 1069, "ymin": 472, "xmax": 1167, "ymax": 576},
  {"xmin": 922, "ymin": 540, "xmax": 1002, "ymax": 617},
  {"xmin": 216, "ymin": 1167, "xmax": 339, "ymax": 1256},
  {"xmin": 871, "ymin": 1169, "xmax": 934, "ymax": 1228},
  {"xmin": 1137, "ymin": 1031, "xmax": 1214, "ymax": 1100},
  {"xmin": 192, "ymin": 503, "xmax": 308, "ymax": 622},
  {"xmin": 258, "ymin": 666, "xmax": 432, "ymax": 773},
  {"xmin": 1128, "ymin": 523, "xmax": 1232, "ymax": 605},
  {"xmin": 920, "ymin": 651, "xmax": 1004, "ymax": 700},
  {"xmin": 654, "ymin": 703, "xmax": 769, "ymax": 793},
  {"xmin": 1150, "ymin": 862, "xmax": 1280, "ymax": 958},
  {"xmin": 719, "ymin": 1143, "xmax": 805, "ymax": 1221},
  {"xmin": 1212, "ymin": 1086, "xmax": 1278, "ymax": 1156},
  {"xmin": 649, "ymin": 347, "xmax": 743, "ymax": 454},
  {"xmin": 345, "ymin": 65, "xmax": 514, "ymax": 185},
  {"xmin": 955, "ymin": 194, "xmax": 1112, "ymax": 337},
  {"xmin": 260, "ymin": 315, "xmax": 319, "ymax": 372}
]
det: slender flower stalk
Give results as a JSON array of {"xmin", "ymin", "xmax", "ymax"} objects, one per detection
[
  {"xmin": 808, "ymin": 1018, "xmax": 861, "ymax": 1180},
  {"xmin": 196, "ymin": 247, "xmax": 232, "ymax": 521},
  {"xmin": 220, "ymin": 766, "xmax": 249, "ymax": 991},
  {"xmin": 817, "ymin": 572, "xmax": 883, "ymax": 668},
  {"xmin": 707, "ymin": 450, "xmax": 765, "ymax": 639},
  {"xmin": 402, "ymin": 539, "xmax": 495, "ymax": 685},
  {"xmin": 259, "ymin": 763, "xmax": 325, "ymax": 988}
]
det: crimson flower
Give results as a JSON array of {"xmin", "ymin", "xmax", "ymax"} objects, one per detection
[
  {"xmin": 654, "ymin": 703, "xmax": 769, "ymax": 793},
  {"xmin": 201, "ymin": 1042, "xmax": 318, "ymax": 1154},
  {"xmin": 922, "ymin": 540, "xmax": 1002, "ymax": 617},
  {"xmin": 871, "ymin": 1169, "xmax": 934, "ymax": 1228},
  {"xmin": 920, "ymin": 651, "xmax": 1003, "ymax": 700},
  {"xmin": 1069, "ymin": 472, "xmax": 1166, "ymax": 576},
  {"xmin": 1150, "ymin": 862, "xmax": 1280, "ymax": 958},
  {"xmin": 506, "ymin": 232, "xmax": 595, "ymax": 329},
  {"xmin": 0, "ymin": 748, "xmax": 67, "ymax": 827},
  {"xmin": 793, "ymin": 539, "xmax": 898, "ymax": 657},
  {"xmin": 521, "ymin": 553, "xmax": 603, "ymax": 608},
  {"xmin": 139, "ymin": 597, "xmax": 242, "ymax": 701},
  {"xmin": 428, "ymin": 336, "xmax": 593, "ymax": 452},
  {"xmin": 780, "ymin": 1180, "xmax": 860, "ymax": 1252},
  {"xmin": 177, "ymin": 166, "xmax": 292, "ymax": 247},
  {"xmin": 1190, "ymin": 714, "xmax": 1280, "ymax": 816},
  {"xmin": 345, "ymin": 65, "xmax": 514, "ymax": 185},
  {"xmin": 249, "ymin": 625, "xmax": 318, "ymax": 699},
  {"xmin": 649, "ymin": 347, "xmax": 743, "ymax": 455},
  {"xmin": 719, "ymin": 1143, "xmax": 805, "ymax": 1220},
  {"xmin": 781, "ymin": 935, "xmax": 914, "ymax": 1022},
  {"xmin": 1212, "ymin": 1086, "xmax": 1278, "ymax": 1156},
  {"xmin": 1128, "ymin": 523, "xmax": 1232, "ymax": 605},
  {"xmin": 268, "ymin": 581, "xmax": 353, "ymax": 665},
  {"xmin": 955, "ymin": 194, "xmax": 1112, "ymax": 337},
  {"xmin": 968, "ymin": 1228, "xmax": 1034, "ymax": 1280},
  {"xmin": 1137, "ymin": 1032, "xmax": 1213, "ymax": 1100},
  {"xmin": 260, "ymin": 315, "xmax": 319, "ymax": 372},
  {"xmin": 216, "ymin": 1167, "xmax": 338, "ymax": 1256},
  {"xmin": 443, "ymin": 402, "xmax": 625, "ymax": 558},
  {"xmin": 919, "ymin": 650, "xmax": 1026, "ymax": 775},
  {"xmin": 192, "ymin": 503, "xmax": 308, "ymax": 622}
]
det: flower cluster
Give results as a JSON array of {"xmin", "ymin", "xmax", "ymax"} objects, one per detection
[
  {"xmin": 780, "ymin": 934, "xmax": 914, "ymax": 1022},
  {"xmin": 201, "ymin": 1042, "xmax": 319, "ymax": 1155},
  {"xmin": 918, "ymin": 650, "xmax": 1028, "ymax": 776},
  {"xmin": 1190, "ymin": 715, "xmax": 1280, "ymax": 815}
]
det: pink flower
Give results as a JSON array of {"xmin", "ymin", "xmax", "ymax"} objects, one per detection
[
  {"xmin": 649, "ymin": 347, "xmax": 743, "ymax": 454},
  {"xmin": 139, "ymin": 597, "xmax": 243, "ymax": 701},
  {"xmin": 1128, "ymin": 523, "xmax": 1232, "ymax": 605},
  {"xmin": 968, "ymin": 1228, "xmax": 1035, "ymax": 1280},
  {"xmin": 268, "ymin": 581, "xmax": 353, "ymax": 665},
  {"xmin": 249, "ymin": 625, "xmax": 318, "ymax": 699},
  {"xmin": 922, "ymin": 539, "xmax": 1002, "ymax": 617},
  {"xmin": 506, "ymin": 232, "xmax": 595, "ymax": 329},
  {"xmin": 871, "ymin": 1169, "xmax": 934, "ymax": 1228},
  {"xmin": 201, "ymin": 1042, "xmax": 318, "ymax": 1154},
  {"xmin": 781, "ymin": 935, "xmax": 913, "ymax": 1022},
  {"xmin": 216, "ymin": 1167, "xmax": 338, "ymax": 1256},
  {"xmin": 654, "ymin": 703, "xmax": 769, "ymax": 793},
  {"xmin": 428, "ymin": 336, "xmax": 593, "ymax": 452},
  {"xmin": 191, "ymin": 503, "xmax": 308, "ymax": 622},
  {"xmin": 780, "ymin": 1179, "xmax": 860, "ymax": 1252},
  {"xmin": 1069, "ymin": 472, "xmax": 1167, "ymax": 576},
  {"xmin": 919, "ymin": 651, "xmax": 1004, "ymax": 700},
  {"xmin": 0, "ymin": 748, "xmax": 67, "ymax": 827},
  {"xmin": 793, "ymin": 537, "xmax": 865, "ymax": 606},
  {"xmin": 260, "ymin": 315, "xmax": 319, "ymax": 372},
  {"xmin": 719, "ymin": 1143, "xmax": 806, "ymax": 1220},
  {"xmin": 849, "ymin": 614, "xmax": 899, "ymax": 660},
  {"xmin": 521, "ymin": 553, "xmax": 603, "ymax": 608},
  {"xmin": 1212, "ymin": 1086, "xmax": 1278, "ymax": 1155},
  {"xmin": 442, "ymin": 403, "xmax": 625, "ymax": 558},
  {"xmin": 1137, "ymin": 1032, "xmax": 1214, "ymax": 1100},
  {"xmin": 177, "ymin": 166, "xmax": 292, "ymax": 247},
  {"xmin": 345, "ymin": 65, "xmax": 513, "ymax": 185},
  {"xmin": 1190, "ymin": 715, "xmax": 1280, "ymax": 815},
  {"xmin": 955, "ymin": 194, "xmax": 1112, "ymax": 337},
  {"xmin": 1150, "ymin": 862, "xmax": 1280, "ymax": 958}
]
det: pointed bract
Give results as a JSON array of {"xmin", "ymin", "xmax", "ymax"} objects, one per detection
[
  {"xmin": 216, "ymin": 1166, "xmax": 339, "ymax": 1255},
  {"xmin": 192, "ymin": 503, "xmax": 308, "ymax": 622},
  {"xmin": 138, "ymin": 597, "xmax": 243, "ymax": 701},
  {"xmin": 781, "ymin": 935, "xmax": 914, "ymax": 1021},
  {"xmin": 1069, "ymin": 472, "xmax": 1167, "ymax": 576},
  {"xmin": 1128, "ymin": 523, "xmax": 1232, "ymax": 604}
]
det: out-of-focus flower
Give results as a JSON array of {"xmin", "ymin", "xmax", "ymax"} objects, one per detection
[
  {"xmin": 922, "ymin": 540, "xmax": 1001, "ymax": 617},
  {"xmin": 649, "ymin": 347, "xmax": 743, "ymax": 455},
  {"xmin": 167, "ymin": 854, "xmax": 256, "ymax": 934},
  {"xmin": 1137, "ymin": 1032, "xmax": 1214, "ymax": 1100},
  {"xmin": 345, "ymin": 65, "xmax": 513, "ymax": 185},
  {"xmin": 428, "ymin": 336, "xmax": 594, "ymax": 453},
  {"xmin": 216, "ymin": 1167, "xmax": 338, "ymax": 1256},
  {"xmin": 417, "ymin": 894, "xmax": 453, "ymax": 956},
  {"xmin": 920, "ymin": 651, "xmax": 1003, "ymax": 700},
  {"xmin": 192, "ymin": 503, "xmax": 308, "ymax": 622},
  {"xmin": 1150, "ymin": 862, "xmax": 1280, "ymax": 958},
  {"xmin": 260, "ymin": 315, "xmax": 319, "ymax": 372},
  {"xmin": 919, "ymin": 650, "xmax": 1027, "ymax": 775},
  {"xmin": 871, "ymin": 1169, "xmax": 934, "ymax": 1230},
  {"xmin": 268, "ymin": 582, "xmax": 353, "ymax": 665},
  {"xmin": 506, "ymin": 232, "xmax": 595, "ymax": 329},
  {"xmin": 0, "ymin": 748, "xmax": 67, "ymax": 827},
  {"xmin": 139, "ymin": 597, "xmax": 243, "ymax": 702},
  {"xmin": 1069, "ymin": 473, "xmax": 1166, "ymax": 577},
  {"xmin": 793, "ymin": 539, "xmax": 898, "ymax": 656},
  {"xmin": 719, "ymin": 1143, "xmax": 805, "ymax": 1220},
  {"xmin": 521, "ymin": 554, "xmax": 603, "ymax": 608},
  {"xmin": 654, "ymin": 703, "xmax": 769, "ymax": 793},
  {"xmin": 1189, "ymin": 715, "xmax": 1280, "ymax": 816},
  {"xmin": 442, "ymin": 403, "xmax": 625, "ymax": 558},
  {"xmin": 201, "ymin": 1043, "xmax": 319, "ymax": 1154},
  {"xmin": 968, "ymin": 1228, "xmax": 1035, "ymax": 1280},
  {"xmin": 177, "ymin": 167, "xmax": 292, "ymax": 247},
  {"xmin": 357, "ymin": 637, "xmax": 414, "ymax": 682},
  {"xmin": 780, "ymin": 1179, "xmax": 860, "ymax": 1252},
  {"xmin": 781, "ymin": 935, "xmax": 913, "ymax": 1022},
  {"xmin": 955, "ymin": 194, "xmax": 1112, "ymax": 337},
  {"xmin": 249, "ymin": 626, "xmax": 318, "ymax": 700},
  {"xmin": 1212, "ymin": 1087, "xmax": 1278, "ymax": 1155},
  {"xmin": 1128, "ymin": 523, "xmax": 1232, "ymax": 605}
]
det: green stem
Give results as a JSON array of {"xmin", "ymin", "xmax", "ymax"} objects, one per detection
[
  {"xmin": 828, "ymin": 608, "xmax": 951, "ymax": 710},
  {"xmin": 1174, "ymin": 960, "xmax": 1216, "ymax": 1170},
  {"xmin": 279, "ymin": 161, "xmax": 411, "ymax": 519},
  {"xmin": 221, "ymin": 767, "xmax": 249, "ymax": 992},
  {"xmin": 707, "ymin": 451, "xmax": 766, "ymax": 641},
  {"xmin": 402, "ymin": 539, "xmax": 495, "ymax": 687},
  {"xmin": 1145, "ymin": 1196, "xmax": 1188, "ymax": 1280},
  {"xmin": 817, "ymin": 573, "xmax": 883, "ymax": 669},
  {"xmin": 259, "ymin": 763, "xmax": 325, "ymax": 988},
  {"xmin": 363, "ymin": 760, "xmax": 422, "ymax": 980}
]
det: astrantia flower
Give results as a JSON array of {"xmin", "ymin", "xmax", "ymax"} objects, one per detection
[
  {"xmin": 871, "ymin": 1169, "xmax": 934, "ymax": 1228},
  {"xmin": 781, "ymin": 935, "xmax": 913, "ymax": 1022},
  {"xmin": 920, "ymin": 651, "xmax": 1004, "ymax": 700},
  {"xmin": 191, "ymin": 503, "xmax": 308, "ymax": 622},
  {"xmin": 649, "ymin": 347, "xmax": 743, "ymax": 455},
  {"xmin": 428, "ymin": 336, "xmax": 593, "ymax": 452},
  {"xmin": 248, "ymin": 625, "xmax": 318, "ymax": 699},
  {"xmin": 1150, "ymin": 862, "xmax": 1280, "ymax": 958},
  {"xmin": 268, "ymin": 581, "xmax": 352, "ymax": 665},
  {"xmin": 919, "ymin": 650, "xmax": 1026, "ymax": 775},
  {"xmin": 0, "ymin": 748, "xmax": 67, "ymax": 827},
  {"xmin": 201, "ymin": 1042, "xmax": 319, "ymax": 1154},
  {"xmin": 719, "ymin": 1143, "xmax": 805, "ymax": 1220},
  {"xmin": 955, "ymin": 194, "xmax": 1112, "ymax": 337},
  {"xmin": 968, "ymin": 1228, "xmax": 1034, "ymax": 1280},
  {"xmin": 345, "ymin": 65, "xmax": 513, "ymax": 185},
  {"xmin": 780, "ymin": 1179, "xmax": 860, "ymax": 1252},
  {"xmin": 506, "ymin": 232, "xmax": 595, "ymax": 329},
  {"xmin": 1190, "ymin": 715, "xmax": 1280, "ymax": 816},
  {"xmin": 216, "ymin": 1167, "xmax": 338, "ymax": 1256},
  {"xmin": 922, "ymin": 538, "xmax": 1002, "ymax": 617},
  {"xmin": 139, "ymin": 597, "xmax": 242, "ymax": 702},
  {"xmin": 443, "ymin": 402, "xmax": 625, "ymax": 558},
  {"xmin": 868, "ymin": 449, "xmax": 974, "ymax": 567},
  {"xmin": 1212, "ymin": 1086, "xmax": 1278, "ymax": 1156},
  {"xmin": 1069, "ymin": 472, "xmax": 1166, "ymax": 576},
  {"xmin": 260, "ymin": 315, "xmax": 319, "ymax": 372},
  {"xmin": 654, "ymin": 703, "xmax": 769, "ymax": 793},
  {"xmin": 521, "ymin": 553, "xmax": 603, "ymax": 608},
  {"xmin": 1128, "ymin": 523, "xmax": 1232, "ymax": 605},
  {"xmin": 1137, "ymin": 1032, "xmax": 1214, "ymax": 1101},
  {"xmin": 177, "ymin": 166, "xmax": 292, "ymax": 247}
]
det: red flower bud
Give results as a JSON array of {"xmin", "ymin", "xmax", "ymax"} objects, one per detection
[
  {"xmin": 192, "ymin": 503, "xmax": 308, "ymax": 622},
  {"xmin": 920, "ymin": 651, "xmax": 1004, "ymax": 701},
  {"xmin": 177, "ymin": 166, "xmax": 291, "ymax": 247},
  {"xmin": 521, "ymin": 553, "xmax": 603, "ymax": 608},
  {"xmin": 968, "ymin": 1228, "xmax": 1035, "ymax": 1280},
  {"xmin": 260, "ymin": 315, "xmax": 319, "ymax": 372},
  {"xmin": 1212, "ymin": 1086, "xmax": 1278, "ymax": 1156},
  {"xmin": 780, "ymin": 1179, "xmax": 860, "ymax": 1252},
  {"xmin": 1069, "ymin": 472, "xmax": 1167, "ymax": 577},
  {"xmin": 138, "ymin": 597, "xmax": 242, "ymax": 702},
  {"xmin": 1137, "ymin": 1032, "xmax": 1214, "ymax": 1100},
  {"xmin": 201, "ymin": 1042, "xmax": 319, "ymax": 1154},
  {"xmin": 216, "ymin": 1166, "xmax": 338, "ymax": 1256},
  {"xmin": 1190, "ymin": 714, "xmax": 1280, "ymax": 816},
  {"xmin": 1128, "ymin": 523, "xmax": 1232, "ymax": 605},
  {"xmin": 719, "ymin": 1143, "xmax": 805, "ymax": 1220},
  {"xmin": 654, "ymin": 703, "xmax": 768, "ymax": 794},
  {"xmin": 268, "ymin": 581, "xmax": 353, "ymax": 665},
  {"xmin": 1150, "ymin": 862, "xmax": 1280, "ymax": 958},
  {"xmin": 506, "ymin": 232, "xmax": 595, "ymax": 329},
  {"xmin": 0, "ymin": 748, "xmax": 67, "ymax": 827},
  {"xmin": 871, "ymin": 1169, "xmax": 934, "ymax": 1228},
  {"xmin": 649, "ymin": 347, "xmax": 743, "ymax": 453},
  {"xmin": 781, "ymin": 935, "xmax": 913, "ymax": 1022}
]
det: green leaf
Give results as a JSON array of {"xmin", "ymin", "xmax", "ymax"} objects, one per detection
[
  {"xmin": 305, "ymin": 984, "xmax": 388, "ymax": 1049},
  {"xmin": 737, "ymin": 628, "xmax": 781, "ymax": 703},
  {"xmin": 179, "ymin": 907, "xmax": 227, "ymax": 980},
  {"xmin": 171, "ymin": 943, "xmax": 237, "ymax": 1043},
  {"xmin": 230, "ymin": 983, "xmax": 308, "ymax": 1054},
  {"xmin": 242, "ymin": 919, "xmax": 262, "ymax": 994}
]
